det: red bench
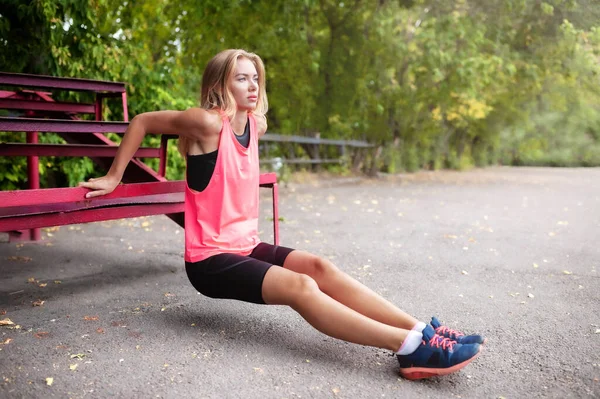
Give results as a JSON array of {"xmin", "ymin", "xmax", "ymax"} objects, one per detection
[
  {"xmin": 0, "ymin": 174, "xmax": 280, "ymax": 242},
  {"xmin": 0, "ymin": 73, "xmax": 280, "ymax": 244}
]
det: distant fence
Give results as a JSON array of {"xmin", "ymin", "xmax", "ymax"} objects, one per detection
[{"xmin": 260, "ymin": 133, "xmax": 373, "ymax": 170}]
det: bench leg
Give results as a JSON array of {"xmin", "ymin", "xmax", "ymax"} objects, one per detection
[
  {"xmin": 272, "ymin": 182, "xmax": 279, "ymax": 245},
  {"xmin": 122, "ymin": 92, "xmax": 129, "ymax": 122},
  {"xmin": 26, "ymin": 131, "xmax": 41, "ymax": 241}
]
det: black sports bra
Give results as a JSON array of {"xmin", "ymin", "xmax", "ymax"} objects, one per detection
[{"xmin": 186, "ymin": 119, "xmax": 249, "ymax": 192}]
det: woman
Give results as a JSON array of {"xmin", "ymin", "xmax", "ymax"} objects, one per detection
[{"xmin": 79, "ymin": 49, "xmax": 484, "ymax": 380}]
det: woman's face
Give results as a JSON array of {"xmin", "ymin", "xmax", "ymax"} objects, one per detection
[{"xmin": 228, "ymin": 57, "xmax": 259, "ymax": 111}]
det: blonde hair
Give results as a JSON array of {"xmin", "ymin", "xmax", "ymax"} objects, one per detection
[{"xmin": 178, "ymin": 49, "xmax": 268, "ymax": 156}]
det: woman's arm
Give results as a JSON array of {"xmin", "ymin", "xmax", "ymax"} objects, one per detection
[{"xmin": 79, "ymin": 108, "xmax": 219, "ymax": 198}]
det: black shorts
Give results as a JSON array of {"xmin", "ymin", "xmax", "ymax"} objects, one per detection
[{"xmin": 185, "ymin": 242, "xmax": 295, "ymax": 304}]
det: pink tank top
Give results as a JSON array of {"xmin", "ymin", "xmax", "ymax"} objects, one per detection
[{"xmin": 184, "ymin": 111, "xmax": 261, "ymax": 263}]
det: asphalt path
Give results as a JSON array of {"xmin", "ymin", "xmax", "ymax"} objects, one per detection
[{"xmin": 1, "ymin": 166, "xmax": 599, "ymax": 398}]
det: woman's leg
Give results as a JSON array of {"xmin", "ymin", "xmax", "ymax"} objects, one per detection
[
  {"xmin": 282, "ymin": 250, "xmax": 420, "ymax": 330},
  {"xmin": 261, "ymin": 265, "xmax": 409, "ymax": 351}
]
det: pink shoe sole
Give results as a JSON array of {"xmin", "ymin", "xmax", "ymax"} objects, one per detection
[{"xmin": 399, "ymin": 345, "xmax": 482, "ymax": 380}]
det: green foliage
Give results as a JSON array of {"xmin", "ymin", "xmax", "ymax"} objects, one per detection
[{"xmin": 1, "ymin": 0, "xmax": 600, "ymax": 190}]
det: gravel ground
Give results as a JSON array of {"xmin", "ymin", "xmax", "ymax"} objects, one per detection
[{"xmin": 1, "ymin": 166, "xmax": 599, "ymax": 398}]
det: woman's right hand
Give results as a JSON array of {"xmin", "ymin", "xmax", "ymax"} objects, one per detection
[{"xmin": 78, "ymin": 175, "xmax": 121, "ymax": 198}]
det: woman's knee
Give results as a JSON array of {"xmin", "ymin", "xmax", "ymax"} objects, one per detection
[
  {"xmin": 288, "ymin": 274, "xmax": 321, "ymax": 305},
  {"xmin": 308, "ymin": 255, "xmax": 340, "ymax": 281}
]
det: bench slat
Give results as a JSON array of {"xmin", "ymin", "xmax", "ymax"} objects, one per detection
[
  {"xmin": 0, "ymin": 98, "xmax": 95, "ymax": 114},
  {"xmin": 0, "ymin": 72, "xmax": 126, "ymax": 93},
  {"xmin": 0, "ymin": 203, "xmax": 184, "ymax": 232},
  {"xmin": 0, "ymin": 192, "xmax": 184, "ymax": 218},
  {"xmin": 0, "ymin": 117, "xmax": 128, "ymax": 133},
  {"xmin": 0, "ymin": 143, "xmax": 160, "ymax": 158},
  {"xmin": 0, "ymin": 175, "xmax": 276, "ymax": 209},
  {"xmin": 0, "ymin": 181, "xmax": 185, "ymax": 208}
]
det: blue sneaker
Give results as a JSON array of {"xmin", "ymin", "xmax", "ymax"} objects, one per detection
[
  {"xmin": 397, "ymin": 325, "xmax": 481, "ymax": 380},
  {"xmin": 431, "ymin": 316, "xmax": 486, "ymax": 345}
]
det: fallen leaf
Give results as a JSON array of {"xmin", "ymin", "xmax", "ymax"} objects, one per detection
[
  {"xmin": 27, "ymin": 277, "xmax": 36, "ymax": 283},
  {"xmin": 0, "ymin": 318, "xmax": 14, "ymax": 326},
  {"xmin": 54, "ymin": 280, "xmax": 62, "ymax": 284},
  {"xmin": 96, "ymin": 328, "xmax": 104, "ymax": 334},
  {"xmin": 461, "ymin": 270, "xmax": 469, "ymax": 275},
  {"xmin": 69, "ymin": 364, "xmax": 78, "ymax": 371},
  {"xmin": 8, "ymin": 256, "xmax": 32, "ymax": 263},
  {"xmin": 444, "ymin": 234, "xmax": 458, "ymax": 239},
  {"xmin": 563, "ymin": 270, "xmax": 573, "ymax": 275},
  {"xmin": 70, "ymin": 353, "xmax": 86, "ymax": 359},
  {"xmin": 253, "ymin": 367, "xmax": 263, "ymax": 373},
  {"xmin": 38, "ymin": 283, "xmax": 47, "ymax": 288},
  {"xmin": 83, "ymin": 316, "xmax": 99, "ymax": 321},
  {"xmin": 32, "ymin": 300, "xmax": 45, "ymax": 307},
  {"xmin": 34, "ymin": 332, "xmax": 49, "ymax": 339},
  {"xmin": 45, "ymin": 377, "xmax": 53, "ymax": 386},
  {"xmin": 164, "ymin": 293, "xmax": 175, "ymax": 297},
  {"xmin": 332, "ymin": 387, "xmax": 341, "ymax": 395},
  {"xmin": 2, "ymin": 338, "xmax": 13, "ymax": 344}
]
